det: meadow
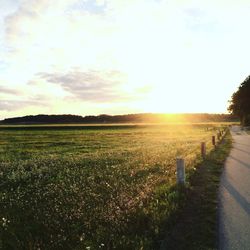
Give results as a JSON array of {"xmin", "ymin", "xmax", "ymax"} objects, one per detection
[{"xmin": 0, "ymin": 124, "xmax": 227, "ymax": 249}]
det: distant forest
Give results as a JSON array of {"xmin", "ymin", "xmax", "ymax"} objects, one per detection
[{"xmin": 0, "ymin": 113, "xmax": 238, "ymax": 124}]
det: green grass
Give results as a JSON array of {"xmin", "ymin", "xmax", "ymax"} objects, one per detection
[
  {"xmin": 0, "ymin": 124, "xmax": 230, "ymax": 249},
  {"xmin": 160, "ymin": 132, "xmax": 232, "ymax": 250}
]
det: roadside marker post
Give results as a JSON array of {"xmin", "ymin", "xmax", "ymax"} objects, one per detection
[
  {"xmin": 176, "ymin": 158, "xmax": 185, "ymax": 185},
  {"xmin": 212, "ymin": 136, "xmax": 216, "ymax": 146},
  {"xmin": 201, "ymin": 142, "xmax": 206, "ymax": 158},
  {"xmin": 217, "ymin": 132, "xmax": 220, "ymax": 141}
]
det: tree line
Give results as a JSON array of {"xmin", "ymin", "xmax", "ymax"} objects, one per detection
[
  {"xmin": 1, "ymin": 113, "xmax": 237, "ymax": 124},
  {"xmin": 228, "ymin": 75, "xmax": 250, "ymax": 126}
]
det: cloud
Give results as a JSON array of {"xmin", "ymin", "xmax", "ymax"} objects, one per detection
[
  {"xmin": 0, "ymin": 99, "xmax": 45, "ymax": 111},
  {"xmin": 0, "ymin": 86, "xmax": 20, "ymax": 95},
  {"xmin": 3, "ymin": 0, "xmax": 117, "ymax": 77},
  {"xmin": 0, "ymin": 82, "xmax": 50, "ymax": 111},
  {"xmin": 36, "ymin": 69, "xmax": 142, "ymax": 102}
]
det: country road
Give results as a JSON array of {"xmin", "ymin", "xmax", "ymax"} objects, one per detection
[{"xmin": 219, "ymin": 126, "xmax": 250, "ymax": 250}]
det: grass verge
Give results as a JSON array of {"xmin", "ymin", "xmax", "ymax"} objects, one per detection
[{"xmin": 159, "ymin": 131, "xmax": 232, "ymax": 250}]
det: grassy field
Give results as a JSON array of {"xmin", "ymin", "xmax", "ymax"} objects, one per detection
[{"xmin": 0, "ymin": 124, "xmax": 228, "ymax": 249}]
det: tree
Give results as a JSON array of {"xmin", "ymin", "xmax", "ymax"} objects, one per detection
[{"xmin": 228, "ymin": 75, "xmax": 250, "ymax": 125}]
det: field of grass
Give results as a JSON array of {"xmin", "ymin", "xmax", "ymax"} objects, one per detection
[{"xmin": 0, "ymin": 124, "xmax": 228, "ymax": 249}]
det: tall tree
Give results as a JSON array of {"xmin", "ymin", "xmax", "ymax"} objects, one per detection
[{"xmin": 228, "ymin": 75, "xmax": 250, "ymax": 125}]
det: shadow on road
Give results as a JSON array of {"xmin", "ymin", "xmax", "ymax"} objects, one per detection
[
  {"xmin": 222, "ymin": 176, "xmax": 250, "ymax": 216},
  {"xmin": 232, "ymin": 146, "xmax": 250, "ymax": 155},
  {"xmin": 228, "ymin": 155, "xmax": 250, "ymax": 170},
  {"xmin": 233, "ymin": 142, "xmax": 250, "ymax": 147}
]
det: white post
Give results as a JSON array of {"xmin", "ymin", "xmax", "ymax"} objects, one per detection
[{"xmin": 176, "ymin": 158, "xmax": 185, "ymax": 185}]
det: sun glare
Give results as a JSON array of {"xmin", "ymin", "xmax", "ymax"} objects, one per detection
[{"xmin": 0, "ymin": 0, "xmax": 248, "ymax": 119}]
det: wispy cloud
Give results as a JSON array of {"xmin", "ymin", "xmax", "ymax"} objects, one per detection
[
  {"xmin": 36, "ymin": 69, "xmax": 145, "ymax": 102},
  {"xmin": 0, "ymin": 99, "xmax": 45, "ymax": 111},
  {"xmin": 0, "ymin": 86, "xmax": 20, "ymax": 95}
]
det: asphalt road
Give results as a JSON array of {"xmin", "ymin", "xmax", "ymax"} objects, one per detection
[{"xmin": 219, "ymin": 126, "xmax": 250, "ymax": 250}]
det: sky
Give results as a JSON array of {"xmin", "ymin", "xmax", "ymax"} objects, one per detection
[{"xmin": 0, "ymin": 0, "xmax": 250, "ymax": 119}]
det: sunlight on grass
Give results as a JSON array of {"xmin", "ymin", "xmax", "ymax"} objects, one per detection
[{"xmin": 0, "ymin": 124, "xmax": 228, "ymax": 249}]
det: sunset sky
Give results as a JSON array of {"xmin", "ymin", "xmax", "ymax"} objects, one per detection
[{"xmin": 0, "ymin": 0, "xmax": 250, "ymax": 119}]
